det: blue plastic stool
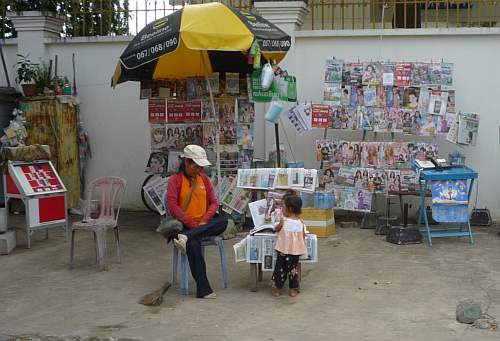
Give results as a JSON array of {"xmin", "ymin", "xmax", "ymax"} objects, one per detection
[{"xmin": 172, "ymin": 236, "xmax": 228, "ymax": 295}]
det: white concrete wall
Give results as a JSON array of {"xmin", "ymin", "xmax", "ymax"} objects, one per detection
[
  {"xmin": 275, "ymin": 28, "xmax": 500, "ymax": 217},
  {"xmin": 0, "ymin": 41, "xmax": 19, "ymax": 87},
  {"xmin": 2, "ymin": 28, "xmax": 500, "ymax": 216},
  {"xmin": 45, "ymin": 37, "xmax": 148, "ymax": 210}
]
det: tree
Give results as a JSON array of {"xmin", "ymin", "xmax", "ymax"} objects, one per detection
[{"xmin": 1, "ymin": 0, "xmax": 130, "ymax": 39}]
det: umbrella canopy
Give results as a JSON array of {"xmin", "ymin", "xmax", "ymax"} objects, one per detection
[{"xmin": 111, "ymin": 2, "xmax": 291, "ymax": 87}]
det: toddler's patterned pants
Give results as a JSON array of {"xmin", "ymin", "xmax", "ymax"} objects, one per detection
[{"xmin": 271, "ymin": 253, "xmax": 300, "ymax": 289}]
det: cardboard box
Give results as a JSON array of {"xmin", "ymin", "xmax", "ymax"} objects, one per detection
[
  {"xmin": 0, "ymin": 230, "xmax": 16, "ymax": 255},
  {"xmin": 302, "ymin": 208, "xmax": 336, "ymax": 238}
]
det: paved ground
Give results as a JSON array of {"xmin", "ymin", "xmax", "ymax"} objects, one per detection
[{"xmin": 1, "ymin": 211, "xmax": 500, "ymax": 341}]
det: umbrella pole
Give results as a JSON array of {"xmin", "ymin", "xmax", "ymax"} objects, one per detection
[
  {"xmin": 275, "ymin": 122, "xmax": 281, "ymax": 168},
  {"xmin": 201, "ymin": 53, "xmax": 221, "ymax": 197}
]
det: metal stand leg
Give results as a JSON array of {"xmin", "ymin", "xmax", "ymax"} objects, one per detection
[{"xmin": 250, "ymin": 263, "xmax": 258, "ymax": 292}]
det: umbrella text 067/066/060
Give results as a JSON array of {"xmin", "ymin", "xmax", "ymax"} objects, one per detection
[{"xmin": 136, "ymin": 38, "xmax": 179, "ymax": 61}]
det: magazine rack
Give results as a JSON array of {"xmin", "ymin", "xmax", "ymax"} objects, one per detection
[
  {"xmin": 246, "ymin": 233, "xmax": 318, "ymax": 292},
  {"xmin": 413, "ymin": 165, "xmax": 478, "ymax": 246},
  {"xmin": 4, "ymin": 160, "xmax": 68, "ymax": 248}
]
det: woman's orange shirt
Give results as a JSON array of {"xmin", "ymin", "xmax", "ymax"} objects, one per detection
[{"xmin": 179, "ymin": 174, "xmax": 207, "ymax": 225}]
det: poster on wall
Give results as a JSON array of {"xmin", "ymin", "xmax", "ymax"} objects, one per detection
[
  {"xmin": 167, "ymin": 100, "xmax": 202, "ymax": 123},
  {"xmin": 148, "ymin": 98, "xmax": 167, "ymax": 123}
]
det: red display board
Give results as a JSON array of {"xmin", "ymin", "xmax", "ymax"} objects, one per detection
[
  {"xmin": 7, "ymin": 160, "xmax": 66, "ymax": 197},
  {"xmin": 167, "ymin": 100, "xmax": 202, "ymax": 122},
  {"xmin": 148, "ymin": 98, "xmax": 167, "ymax": 123}
]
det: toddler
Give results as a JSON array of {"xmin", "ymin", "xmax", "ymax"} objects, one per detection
[{"xmin": 271, "ymin": 192, "xmax": 307, "ymax": 297}]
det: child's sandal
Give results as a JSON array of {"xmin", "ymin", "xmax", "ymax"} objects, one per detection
[{"xmin": 289, "ymin": 288, "xmax": 298, "ymax": 297}]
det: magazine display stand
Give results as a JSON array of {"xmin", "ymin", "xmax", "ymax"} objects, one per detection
[
  {"xmin": 413, "ymin": 165, "xmax": 478, "ymax": 246},
  {"xmin": 245, "ymin": 233, "xmax": 318, "ymax": 292},
  {"xmin": 4, "ymin": 160, "xmax": 68, "ymax": 248}
]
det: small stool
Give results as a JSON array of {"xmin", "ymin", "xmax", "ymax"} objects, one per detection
[{"xmin": 172, "ymin": 236, "xmax": 228, "ymax": 295}]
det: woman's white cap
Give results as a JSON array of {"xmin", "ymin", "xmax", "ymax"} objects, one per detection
[{"xmin": 181, "ymin": 145, "xmax": 211, "ymax": 167}]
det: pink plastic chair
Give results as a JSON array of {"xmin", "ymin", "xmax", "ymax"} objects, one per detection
[{"xmin": 70, "ymin": 176, "xmax": 127, "ymax": 271}]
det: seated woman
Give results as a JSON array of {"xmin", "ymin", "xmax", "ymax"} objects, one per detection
[{"xmin": 166, "ymin": 145, "xmax": 227, "ymax": 299}]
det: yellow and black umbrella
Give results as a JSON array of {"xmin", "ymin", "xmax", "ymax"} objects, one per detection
[{"xmin": 111, "ymin": 2, "xmax": 291, "ymax": 87}]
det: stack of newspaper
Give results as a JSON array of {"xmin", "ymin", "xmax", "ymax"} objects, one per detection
[{"xmin": 237, "ymin": 168, "xmax": 318, "ymax": 192}]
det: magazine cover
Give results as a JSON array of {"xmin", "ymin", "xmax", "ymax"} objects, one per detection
[
  {"xmin": 186, "ymin": 77, "xmax": 206, "ymax": 100},
  {"xmin": 353, "ymin": 168, "xmax": 368, "ymax": 189},
  {"xmin": 361, "ymin": 142, "xmax": 381, "ymax": 167},
  {"xmin": 457, "ymin": 112, "xmax": 480, "ymax": 145},
  {"xmin": 391, "ymin": 86, "xmax": 404, "ymax": 108},
  {"xmin": 207, "ymin": 72, "xmax": 220, "ymax": 94},
  {"xmin": 262, "ymin": 237, "xmax": 276, "ymax": 271},
  {"xmin": 367, "ymin": 168, "xmax": 386, "ymax": 192},
  {"xmin": 165, "ymin": 124, "xmax": 203, "ymax": 149},
  {"xmin": 325, "ymin": 59, "xmax": 344, "ymax": 83},
  {"xmin": 145, "ymin": 151, "xmax": 168, "ymax": 175},
  {"xmin": 312, "ymin": 104, "xmax": 331, "ymax": 128},
  {"xmin": 428, "ymin": 63, "xmax": 442, "ymax": 85},
  {"xmin": 142, "ymin": 176, "xmax": 170, "ymax": 215},
  {"xmin": 247, "ymin": 236, "xmax": 261, "ymax": 263},
  {"xmin": 342, "ymin": 63, "xmax": 352, "ymax": 86},
  {"xmin": 446, "ymin": 90, "xmax": 455, "ymax": 113},
  {"xmin": 265, "ymin": 192, "xmax": 284, "ymax": 224},
  {"xmin": 376, "ymin": 86, "xmax": 386, "ymax": 107},
  {"xmin": 340, "ymin": 87, "xmax": 351, "ymax": 106},
  {"xmin": 400, "ymin": 169, "xmax": 418, "ymax": 192},
  {"xmin": 167, "ymin": 150, "xmax": 182, "ymax": 174},
  {"xmin": 441, "ymin": 62, "xmax": 453, "ymax": 86},
  {"xmin": 417, "ymin": 88, "xmax": 431, "ymax": 113},
  {"xmin": 363, "ymin": 87, "xmax": 377, "ymax": 107},
  {"xmin": 385, "ymin": 86, "xmax": 394, "ymax": 107},
  {"xmin": 284, "ymin": 104, "xmax": 310, "ymax": 135},
  {"xmin": 350, "ymin": 85, "xmax": 363, "ymax": 106},
  {"xmin": 238, "ymin": 99, "xmax": 255, "ymax": 123},
  {"xmin": 428, "ymin": 90, "xmax": 448, "ymax": 116},
  {"xmin": 225, "ymin": 72, "xmax": 240, "ymax": 94},
  {"xmin": 337, "ymin": 167, "xmax": 356, "ymax": 186},
  {"xmin": 316, "ymin": 139, "xmax": 333, "ymax": 162},
  {"xmin": 446, "ymin": 114, "xmax": 460, "ymax": 144},
  {"xmin": 373, "ymin": 109, "xmax": 388, "ymax": 132},
  {"xmin": 348, "ymin": 62, "xmax": 363, "ymax": 85},
  {"xmin": 248, "ymin": 199, "xmax": 269, "ymax": 228},
  {"xmin": 381, "ymin": 142, "xmax": 398, "ymax": 168},
  {"xmin": 362, "ymin": 62, "xmax": 382, "ymax": 85},
  {"xmin": 237, "ymin": 124, "xmax": 254, "ymax": 149},
  {"xmin": 438, "ymin": 112, "xmax": 456, "ymax": 134},
  {"xmin": 410, "ymin": 62, "xmax": 429, "ymax": 86},
  {"xmin": 403, "ymin": 87, "xmax": 420, "ymax": 110},
  {"xmin": 354, "ymin": 188, "xmax": 373, "ymax": 212},
  {"xmin": 381, "ymin": 61, "xmax": 395, "ymax": 86},
  {"xmin": 394, "ymin": 62, "xmax": 412, "ymax": 86},
  {"xmin": 217, "ymin": 97, "xmax": 237, "ymax": 126},
  {"xmin": 151, "ymin": 124, "xmax": 167, "ymax": 151},
  {"xmin": 386, "ymin": 169, "xmax": 401, "ymax": 192},
  {"xmin": 359, "ymin": 107, "xmax": 374, "ymax": 131},
  {"xmin": 386, "ymin": 108, "xmax": 403, "ymax": 133},
  {"xmin": 394, "ymin": 142, "xmax": 411, "ymax": 163},
  {"xmin": 431, "ymin": 179, "xmax": 468, "ymax": 204},
  {"xmin": 320, "ymin": 167, "xmax": 336, "ymax": 188},
  {"xmin": 203, "ymin": 124, "xmax": 217, "ymax": 149},
  {"xmin": 201, "ymin": 99, "xmax": 215, "ymax": 122},
  {"xmin": 324, "ymin": 84, "xmax": 342, "ymax": 105}
]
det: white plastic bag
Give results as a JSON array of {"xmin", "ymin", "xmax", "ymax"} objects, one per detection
[{"xmin": 260, "ymin": 63, "xmax": 274, "ymax": 90}]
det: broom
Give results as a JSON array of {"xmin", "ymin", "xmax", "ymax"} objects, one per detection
[{"xmin": 138, "ymin": 281, "xmax": 172, "ymax": 306}]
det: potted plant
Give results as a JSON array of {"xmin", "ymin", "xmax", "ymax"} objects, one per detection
[
  {"xmin": 15, "ymin": 54, "xmax": 38, "ymax": 96},
  {"xmin": 34, "ymin": 62, "xmax": 53, "ymax": 95}
]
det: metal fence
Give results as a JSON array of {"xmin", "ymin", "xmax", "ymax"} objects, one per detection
[
  {"xmin": 305, "ymin": 0, "xmax": 500, "ymax": 30},
  {"xmin": 1, "ymin": 0, "xmax": 499, "ymax": 39}
]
